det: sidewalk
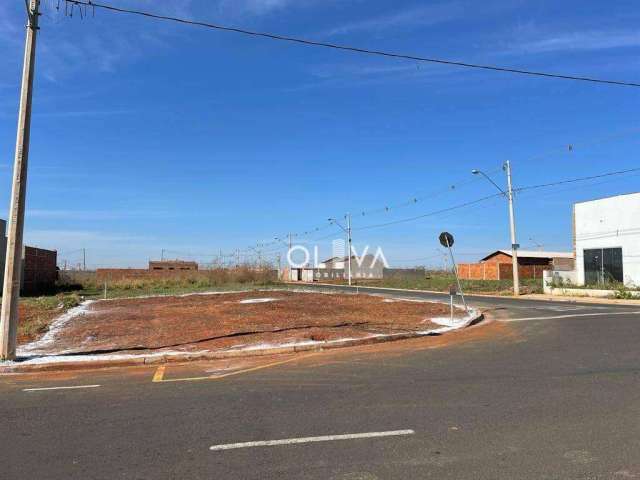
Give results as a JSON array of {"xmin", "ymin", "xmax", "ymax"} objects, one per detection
[{"xmin": 520, "ymin": 293, "xmax": 640, "ymax": 306}]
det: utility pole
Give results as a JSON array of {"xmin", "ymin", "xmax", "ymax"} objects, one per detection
[
  {"xmin": 471, "ymin": 162, "xmax": 520, "ymax": 297},
  {"xmin": 161, "ymin": 249, "xmax": 165, "ymax": 261},
  {"xmin": 504, "ymin": 160, "xmax": 520, "ymax": 296},
  {"xmin": 0, "ymin": 0, "xmax": 40, "ymax": 361},
  {"xmin": 346, "ymin": 213, "xmax": 352, "ymax": 286},
  {"xmin": 82, "ymin": 248, "xmax": 86, "ymax": 271},
  {"xmin": 329, "ymin": 216, "xmax": 353, "ymax": 286}
]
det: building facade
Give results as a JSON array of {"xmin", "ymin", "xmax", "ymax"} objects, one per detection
[
  {"xmin": 316, "ymin": 254, "xmax": 384, "ymax": 281},
  {"xmin": 458, "ymin": 250, "xmax": 573, "ymax": 281},
  {"xmin": 148, "ymin": 260, "xmax": 198, "ymax": 271},
  {"xmin": 574, "ymin": 192, "xmax": 640, "ymax": 286},
  {"xmin": 286, "ymin": 254, "xmax": 385, "ymax": 282}
]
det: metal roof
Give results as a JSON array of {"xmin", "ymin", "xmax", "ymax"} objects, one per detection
[{"xmin": 481, "ymin": 250, "xmax": 574, "ymax": 261}]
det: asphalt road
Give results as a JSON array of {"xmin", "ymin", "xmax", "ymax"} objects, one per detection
[{"xmin": 1, "ymin": 288, "xmax": 639, "ymax": 479}]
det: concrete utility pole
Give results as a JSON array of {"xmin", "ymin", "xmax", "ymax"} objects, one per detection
[
  {"xmin": 471, "ymin": 161, "xmax": 520, "ymax": 296},
  {"xmin": 1, "ymin": 0, "xmax": 40, "ymax": 361},
  {"xmin": 504, "ymin": 160, "xmax": 520, "ymax": 295}
]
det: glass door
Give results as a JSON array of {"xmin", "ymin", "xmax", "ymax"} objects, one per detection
[{"xmin": 583, "ymin": 248, "xmax": 623, "ymax": 285}]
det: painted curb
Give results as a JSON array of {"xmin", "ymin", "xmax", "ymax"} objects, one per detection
[{"xmin": 0, "ymin": 311, "xmax": 483, "ymax": 374}]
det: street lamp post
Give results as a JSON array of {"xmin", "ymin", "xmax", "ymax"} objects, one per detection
[
  {"xmin": 472, "ymin": 161, "xmax": 520, "ymax": 296},
  {"xmin": 329, "ymin": 215, "xmax": 352, "ymax": 286}
]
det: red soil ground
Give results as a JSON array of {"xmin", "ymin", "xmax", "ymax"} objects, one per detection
[{"xmin": 21, "ymin": 290, "xmax": 465, "ymax": 355}]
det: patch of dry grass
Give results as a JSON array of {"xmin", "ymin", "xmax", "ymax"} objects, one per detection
[{"xmin": 17, "ymin": 293, "xmax": 82, "ymax": 343}]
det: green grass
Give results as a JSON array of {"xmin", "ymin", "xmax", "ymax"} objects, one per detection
[
  {"xmin": 346, "ymin": 273, "xmax": 543, "ymax": 295},
  {"xmin": 16, "ymin": 292, "xmax": 83, "ymax": 341},
  {"xmin": 91, "ymin": 280, "xmax": 281, "ymax": 300},
  {"xmin": 59, "ymin": 267, "xmax": 281, "ymax": 300}
]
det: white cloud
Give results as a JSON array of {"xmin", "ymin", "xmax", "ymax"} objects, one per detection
[
  {"xmin": 287, "ymin": 60, "xmax": 458, "ymax": 91},
  {"xmin": 322, "ymin": 3, "xmax": 465, "ymax": 37},
  {"xmin": 509, "ymin": 30, "xmax": 640, "ymax": 54},
  {"xmin": 215, "ymin": 0, "xmax": 318, "ymax": 16}
]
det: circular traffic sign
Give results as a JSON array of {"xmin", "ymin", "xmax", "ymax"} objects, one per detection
[{"xmin": 439, "ymin": 231, "xmax": 454, "ymax": 248}]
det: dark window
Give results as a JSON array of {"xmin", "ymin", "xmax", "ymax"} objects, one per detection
[{"xmin": 583, "ymin": 248, "xmax": 623, "ymax": 285}]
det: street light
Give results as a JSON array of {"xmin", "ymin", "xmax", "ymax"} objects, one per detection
[
  {"xmin": 328, "ymin": 215, "xmax": 353, "ymax": 286},
  {"xmin": 472, "ymin": 161, "xmax": 520, "ymax": 295}
]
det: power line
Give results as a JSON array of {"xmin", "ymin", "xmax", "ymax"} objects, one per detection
[
  {"xmin": 355, "ymin": 193, "xmax": 504, "ymax": 231},
  {"xmin": 515, "ymin": 167, "xmax": 640, "ymax": 193},
  {"xmin": 525, "ymin": 126, "xmax": 640, "ymax": 164},
  {"xmin": 355, "ymin": 168, "xmax": 502, "ymax": 218},
  {"xmin": 347, "ymin": 166, "xmax": 640, "ymax": 232},
  {"xmin": 63, "ymin": 0, "xmax": 640, "ymax": 88}
]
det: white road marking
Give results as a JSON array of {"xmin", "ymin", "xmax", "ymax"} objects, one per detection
[
  {"xmin": 209, "ymin": 429, "xmax": 415, "ymax": 451},
  {"xmin": 503, "ymin": 311, "xmax": 640, "ymax": 322},
  {"xmin": 23, "ymin": 384, "xmax": 101, "ymax": 392}
]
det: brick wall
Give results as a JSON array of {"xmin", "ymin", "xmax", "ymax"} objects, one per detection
[
  {"xmin": 22, "ymin": 246, "xmax": 58, "ymax": 294},
  {"xmin": 498, "ymin": 263, "xmax": 549, "ymax": 280},
  {"xmin": 457, "ymin": 263, "xmax": 500, "ymax": 280},
  {"xmin": 148, "ymin": 260, "xmax": 198, "ymax": 271},
  {"xmin": 457, "ymin": 262, "xmax": 550, "ymax": 280}
]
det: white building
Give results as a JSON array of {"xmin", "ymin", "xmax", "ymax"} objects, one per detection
[{"xmin": 574, "ymin": 192, "xmax": 640, "ymax": 287}]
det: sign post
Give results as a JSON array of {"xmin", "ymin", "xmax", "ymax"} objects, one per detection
[{"xmin": 439, "ymin": 232, "xmax": 467, "ymax": 313}]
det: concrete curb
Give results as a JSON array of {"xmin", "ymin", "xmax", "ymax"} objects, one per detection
[
  {"xmin": 299, "ymin": 282, "xmax": 640, "ymax": 305},
  {"xmin": 0, "ymin": 311, "xmax": 483, "ymax": 375},
  {"xmin": 297, "ymin": 282, "xmax": 515, "ymax": 300}
]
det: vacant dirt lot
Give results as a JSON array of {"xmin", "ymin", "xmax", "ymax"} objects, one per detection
[{"xmin": 20, "ymin": 290, "xmax": 466, "ymax": 356}]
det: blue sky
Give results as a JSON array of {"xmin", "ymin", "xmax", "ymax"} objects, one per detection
[{"xmin": 0, "ymin": 0, "xmax": 638, "ymax": 268}]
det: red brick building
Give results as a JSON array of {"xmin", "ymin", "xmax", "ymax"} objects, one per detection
[
  {"xmin": 21, "ymin": 246, "xmax": 58, "ymax": 294},
  {"xmin": 457, "ymin": 250, "xmax": 574, "ymax": 281},
  {"xmin": 148, "ymin": 260, "xmax": 198, "ymax": 271},
  {"xmin": 0, "ymin": 219, "xmax": 58, "ymax": 294}
]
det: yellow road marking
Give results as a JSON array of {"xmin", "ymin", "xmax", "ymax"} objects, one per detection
[
  {"xmin": 152, "ymin": 365, "xmax": 166, "ymax": 382},
  {"xmin": 152, "ymin": 354, "xmax": 314, "ymax": 383}
]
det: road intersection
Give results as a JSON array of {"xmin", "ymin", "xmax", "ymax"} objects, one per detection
[{"xmin": 1, "ymin": 289, "xmax": 638, "ymax": 479}]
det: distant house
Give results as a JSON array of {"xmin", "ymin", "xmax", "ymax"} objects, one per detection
[
  {"xmin": 285, "ymin": 254, "xmax": 385, "ymax": 283},
  {"xmin": 457, "ymin": 249, "xmax": 573, "ymax": 281},
  {"xmin": 96, "ymin": 259, "xmax": 198, "ymax": 282},
  {"xmin": 480, "ymin": 250, "xmax": 575, "ymax": 270},
  {"xmin": 148, "ymin": 260, "xmax": 198, "ymax": 271},
  {"xmin": 316, "ymin": 254, "xmax": 384, "ymax": 280}
]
